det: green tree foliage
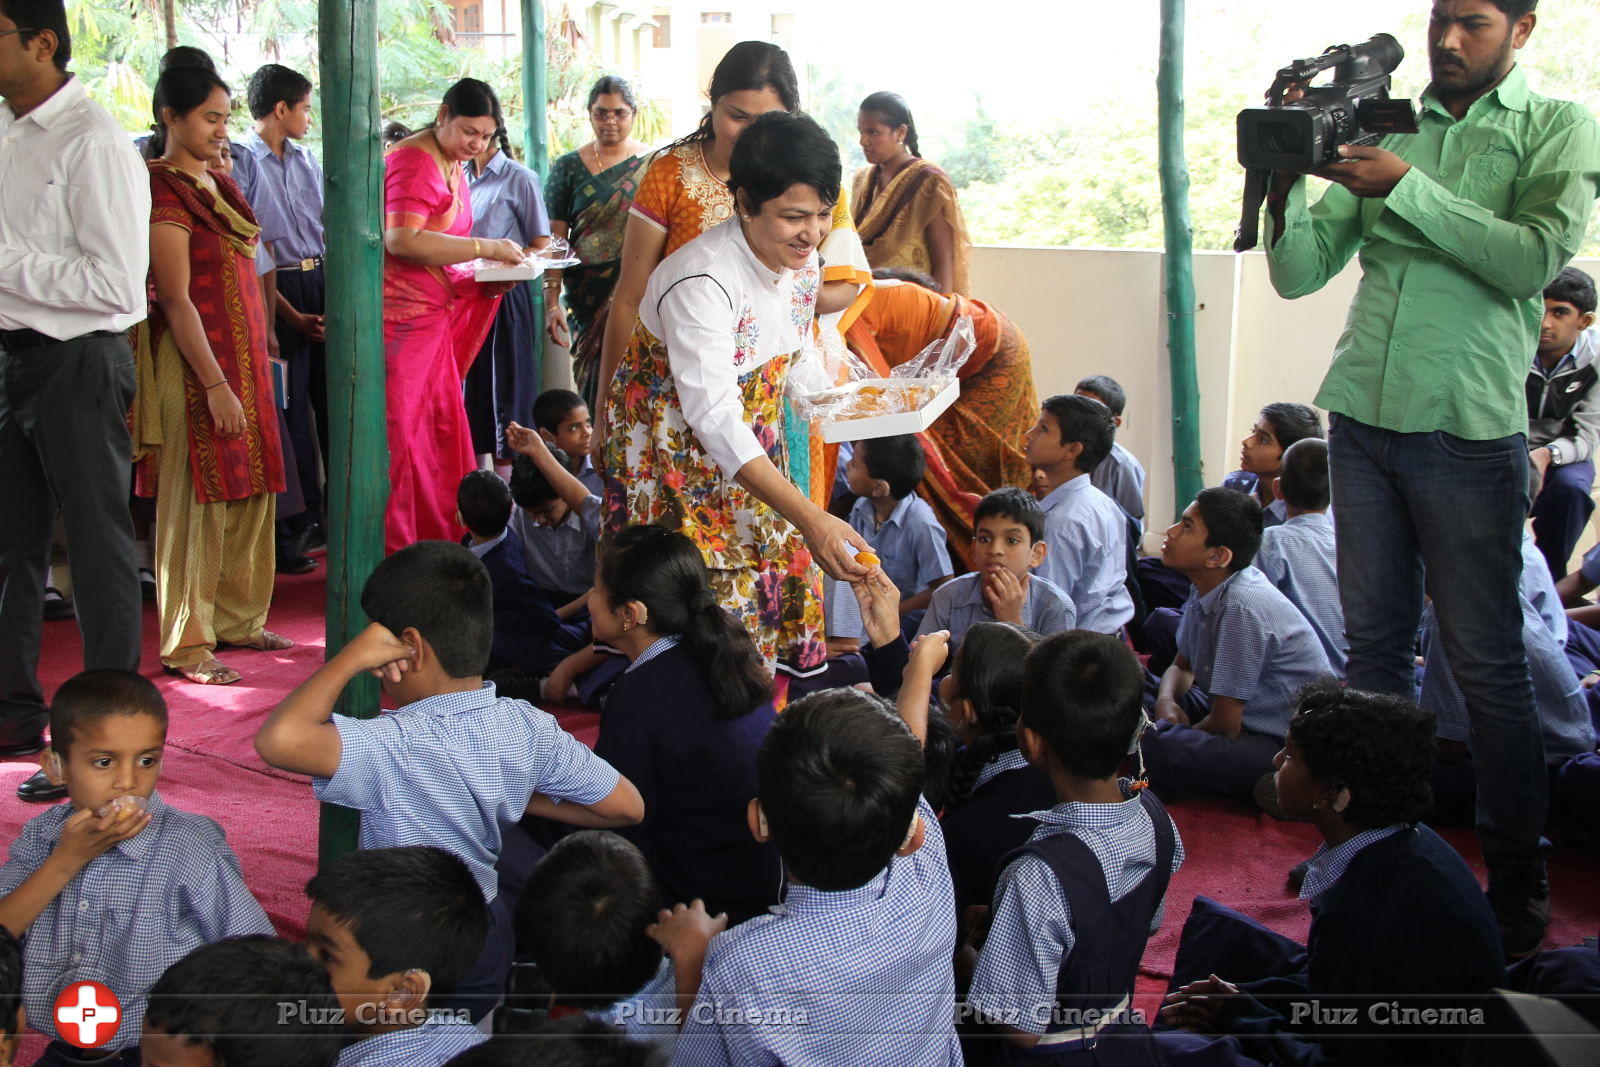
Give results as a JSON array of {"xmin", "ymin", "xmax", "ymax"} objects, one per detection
[
  {"xmin": 64, "ymin": 0, "xmax": 666, "ymax": 164},
  {"xmin": 807, "ymin": 6, "xmax": 1600, "ymax": 254}
]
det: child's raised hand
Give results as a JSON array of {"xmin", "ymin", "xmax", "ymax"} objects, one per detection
[
  {"xmin": 647, "ymin": 899, "xmax": 728, "ymax": 959},
  {"xmin": 57, "ymin": 805, "xmax": 152, "ymax": 869},
  {"xmin": 851, "ymin": 567, "xmax": 902, "ymax": 649},
  {"xmin": 504, "ymin": 421, "xmax": 546, "ymax": 458},
  {"xmin": 341, "ymin": 622, "xmax": 417, "ymax": 684},
  {"xmin": 982, "ymin": 566, "xmax": 1027, "ymax": 625},
  {"xmin": 907, "ymin": 629, "xmax": 951, "ymax": 677}
]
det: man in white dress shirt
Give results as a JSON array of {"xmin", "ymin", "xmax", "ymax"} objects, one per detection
[{"xmin": 0, "ymin": 0, "xmax": 149, "ymax": 801}]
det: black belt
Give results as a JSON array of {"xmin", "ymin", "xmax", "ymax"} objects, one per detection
[
  {"xmin": 0, "ymin": 327, "xmax": 117, "ymax": 351},
  {"xmin": 278, "ymin": 256, "xmax": 324, "ymax": 272}
]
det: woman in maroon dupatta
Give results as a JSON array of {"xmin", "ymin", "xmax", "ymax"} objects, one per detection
[
  {"xmin": 130, "ymin": 67, "xmax": 287, "ymax": 685},
  {"xmin": 382, "ymin": 79, "xmax": 525, "ymax": 551}
]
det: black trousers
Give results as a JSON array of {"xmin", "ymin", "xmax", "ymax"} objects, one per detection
[
  {"xmin": 0, "ymin": 332, "xmax": 141, "ymax": 742},
  {"xmin": 275, "ymin": 266, "xmax": 326, "ymax": 528}
]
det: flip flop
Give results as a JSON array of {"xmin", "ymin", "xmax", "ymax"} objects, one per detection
[
  {"xmin": 164, "ymin": 660, "xmax": 242, "ymax": 686},
  {"xmin": 220, "ymin": 630, "xmax": 294, "ymax": 652}
]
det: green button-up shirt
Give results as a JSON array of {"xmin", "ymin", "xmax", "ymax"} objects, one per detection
[{"xmin": 1267, "ymin": 66, "xmax": 1600, "ymax": 440}]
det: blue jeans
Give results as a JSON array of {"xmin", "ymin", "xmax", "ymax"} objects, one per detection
[{"xmin": 1328, "ymin": 415, "xmax": 1546, "ymax": 887}]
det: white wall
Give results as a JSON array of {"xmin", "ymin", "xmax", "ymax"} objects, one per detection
[{"xmin": 971, "ymin": 246, "xmax": 1600, "ymax": 553}]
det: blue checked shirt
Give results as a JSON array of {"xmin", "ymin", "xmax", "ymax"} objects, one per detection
[
  {"xmin": 917, "ymin": 571, "xmax": 1076, "ymax": 646},
  {"xmin": 972, "ymin": 749, "xmax": 1032, "ymax": 793},
  {"xmin": 1252, "ymin": 512, "xmax": 1347, "ymax": 677},
  {"xmin": 313, "ymin": 683, "xmax": 622, "ymax": 903},
  {"xmin": 1033, "ymin": 476, "xmax": 1133, "ymax": 634},
  {"xmin": 850, "ymin": 494, "xmax": 954, "ymax": 601},
  {"xmin": 1176, "ymin": 567, "xmax": 1335, "ymax": 739},
  {"xmin": 1221, "ymin": 471, "xmax": 1288, "ymax": 527},
  {"xmin": 626, "ymin": 634, "xmax": 681, "ymax": 673},
  {"xmin": 1091, "ymin": 441, "xmax": 1147, "ymax": 527},
  {"xmin": 596, "ymin": 957, "xmax": 679, "ymax": 1052},
  {"xmin": 671, "ymin": 798, "xmax": 961, "ymax": 1066},
  {"xmin": 1421, "ymin": 535, "xmax": 1595, "ymax": 761},
  {"xmin": 509, "ymin": 494, "xmax": 602, "ymax": 601},
  {"xmin": 467, "ymin": 149, "xmax": 551, "ymax": 246},
  {"xmin": 1298, "ymin": 825, "xmax": 1407, "ymax": 907},
  {"xmin": 967, "ymin": 782, "xmax": 1184, "ymax": 1035},
  {"xmin": 0, "ymin": 792, "xmax": 273, "ymax": 1050},
  {"xmin": 232, "ymin": 133, "xmax": 325, "ymax": 265},
  {"xmin": 334, "ymin": 1011, "xmax": 487, "ymax": 1066}
]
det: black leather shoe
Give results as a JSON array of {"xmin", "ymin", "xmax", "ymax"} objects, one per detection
[
  {"xmin": 276, "ymin": 547, "xmax": 317, "ymax": 575},
  {"xmin": 17, "ymin": 770, "xmax": 67, "ymax": 802},
  {"xmin": 0, "ymin": 737, "xmax": 45, "ymax": 758},
  {"xmin": 299, "ymin": 522, "xmax": 327, "ymax": 556},
  {"xmin": 42, "ymin": 587, "xmax": 75, "ymax": 621}
]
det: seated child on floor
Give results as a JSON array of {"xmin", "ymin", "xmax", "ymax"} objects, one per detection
[
  {"xmin": 505, "ymin": 422, "xmax": 602, "ymax": 616},
  {"xmin": 918, "ymin": 488, "xmax": 1075, "ymax": 646},
  {"xmin": 1224, "ymin": 402, "xmax": 1324, "ymax": 528},
  {"xmin": 1137, "ymin": 402, "xmax": 1325, "ymax": 631},
  {"xmin": 843, "ymin": 435, "xmax": 953, "ymax": 617},
  {"xmin": 1252, "ymin": 438, "xmax": 1347, "ymax": 676},
  {"xmin": 589, "ymin": 526, "xmax": 783, "ymax": 925},
  {"xmin": 1157, "ymin": 687, "xmax": 1504, "ymax": 1067},
  {"xmin": 142, "ymin": 936, "xmax": 344, "ymax": 1067},
  {"xmin": 511, "ymin": 831, "xmax": 688, "ymax": 1050},
  {"xmin": 1144, "ymin": 488, "xmax": 1334, "ymax": 802},
  {"xmin": 254, "ymin": 540, "xmax": 643, "ymax": 1014},
  {"xmin": 457, "ymin": 470, "xmax": 589, "ymax": 681},
  {"xmin": 1025, "ymin": 394, "xmax": 1134, "ymax": 635},
  {"xmin": 912, "ymin": 618, "xmax": 1051, "ymax": 914},
  {"xmin": 531, "ymin": 389, "xmax": 601, "ymax": 495},
  {"xmin": 0, "ymin": 670, "xmax": 273, "ymax": 1062},
  {"xmin": 968, "ymin": 631, "xmax": 1183, "ymax": 1058},
  {"xmin": 1075, "ymin": 374, "xmax": 1148, "ymax": 529},
  {"xmin": 673, "ymin": 688, "xmax": 961, "ymax": 1065},
  {"xmin": 306, "ymin": 847, "xmax": 490, "ymax": 1066},
  {"xmin": 1421, "ymin": 528, "xmax": 1598, "ymax": 831}
]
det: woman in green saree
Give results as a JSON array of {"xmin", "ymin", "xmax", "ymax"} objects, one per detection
[{"xmin": 543, "ymin": 76, "xmax": 650, "ymax": 409}]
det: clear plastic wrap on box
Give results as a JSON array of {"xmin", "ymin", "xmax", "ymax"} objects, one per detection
[
  {"xmin": 789, "ymin": 317, "xmax": 974, "ymax": 442},
  {"xmin": 473, "ymin": 235, "xmax": 582, "ymax": 281}
]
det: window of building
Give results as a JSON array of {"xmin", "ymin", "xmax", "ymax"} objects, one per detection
[
  {"xmin": 652, "ymin": 12, "xmax": 671, "ymax": 47},
  {"xmin": 700, "ymin": 12, "xmax": 733, "ymax": 24}
]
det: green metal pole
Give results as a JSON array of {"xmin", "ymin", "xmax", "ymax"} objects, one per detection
[
  {"xmin": 1158, "ymin": 0, "xmax": 1204, "ymax": 517},
  {"xmin": 317, "ymin": 0, "xmax": 386, "ymax": 867},
  {"xmin": 522, "ymin": 0, "xmax": 548, "ymax": 385}
]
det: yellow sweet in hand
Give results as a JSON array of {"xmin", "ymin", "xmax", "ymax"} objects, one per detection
[{"xmin": 855, "ymin": 550, "xmax": 881, "ymax": 567}]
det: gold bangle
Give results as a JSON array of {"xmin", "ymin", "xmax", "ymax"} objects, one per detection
[{"xmin": 472, "ymin": 238, "xmax": 481, "ymax": 258}]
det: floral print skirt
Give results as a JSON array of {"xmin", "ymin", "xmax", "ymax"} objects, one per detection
[{"xmin": 602, "ymin": 323, "xmax": 826, "ymax": 675}]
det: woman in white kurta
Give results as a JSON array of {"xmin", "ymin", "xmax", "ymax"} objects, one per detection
[{"xmin": 601, "ymin": 113, "xmax": 870, "ymax": 676}]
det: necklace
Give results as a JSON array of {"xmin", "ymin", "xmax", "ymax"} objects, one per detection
[{"xmin": 587, "ymin": 141, "xmax": 628, "ymax": 172}]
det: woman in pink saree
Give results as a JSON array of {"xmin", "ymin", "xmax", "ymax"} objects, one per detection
[{"xmin": 382, "ymin": 79, "xmax": 525, "ymax": 551}]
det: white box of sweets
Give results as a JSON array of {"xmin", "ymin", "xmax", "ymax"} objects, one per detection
[
  {"xmin": 472, "ymin": 260, "xmax": 542, "ymax": 282},
  {"xmin": 814, "ymin": 377, "xmax": 960, "ymax": 444}
]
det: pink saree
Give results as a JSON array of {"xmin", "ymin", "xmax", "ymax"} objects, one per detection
[{"xmin": 382, "ymin": 145, "xmax": 503, "ymax": 552}]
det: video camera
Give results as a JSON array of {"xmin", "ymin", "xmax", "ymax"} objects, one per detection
[{"xmin": 1233, "ymin": 34, "xmax": 1418, "ymax": 251}]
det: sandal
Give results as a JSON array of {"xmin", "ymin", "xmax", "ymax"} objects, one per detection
[
  {"xmin": 221, "ymin": 630, "xmax": 294, "ymax": 652},
  {"xmin": 165, "ymin": 659, "xmax": 241, "ymax": 686}
]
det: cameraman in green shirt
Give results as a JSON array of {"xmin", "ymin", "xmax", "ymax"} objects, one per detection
[{"xmin": 1265, "ymin": 0, "xmax": 1600, "ymax": 958}]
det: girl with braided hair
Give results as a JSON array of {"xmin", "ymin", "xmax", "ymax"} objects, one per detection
[
  {"xmin": 589, "ymin": 525, "xmax": 783, "ymax": 925},
  {"xmin": 930, "ymin": 622, "xmax": 1055, "ymax": 913}
]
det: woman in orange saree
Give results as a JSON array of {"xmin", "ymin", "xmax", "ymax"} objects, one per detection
[
  {"xmin": 381, "ymin": 79, "xmax": 525, "ymax": 552},
  {"xmin": 844, "ymin": 272, "xmax": 1038, "ymax": 561}
]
